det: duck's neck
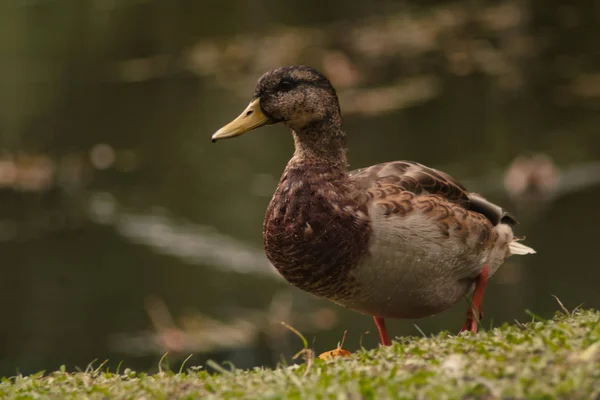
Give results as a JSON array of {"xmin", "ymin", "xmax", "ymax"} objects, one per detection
[{"xmin": 290, "ymin": 117, "xmax": 348, "ymax": 170}]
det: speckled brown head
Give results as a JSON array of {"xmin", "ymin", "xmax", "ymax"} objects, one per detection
[{"xmin": 212, "ymin": 65, "xmax": 346, "ymax": 165}]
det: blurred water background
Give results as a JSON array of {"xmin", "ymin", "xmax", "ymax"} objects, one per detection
[{"xmin": 1, "ymin": 0, "xmax": 599, "ymax": 376}]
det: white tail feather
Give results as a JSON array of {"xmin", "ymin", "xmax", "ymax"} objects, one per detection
[{"xmin": 509, "ymin": 241, "xmax": 536, "ymax": 255}]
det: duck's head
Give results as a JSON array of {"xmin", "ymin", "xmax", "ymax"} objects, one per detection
[{"xmin": 212, "ymin": 66, "xmax": 342, "ymax": 142}]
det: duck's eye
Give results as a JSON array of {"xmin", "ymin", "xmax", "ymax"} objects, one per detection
[{"xmin": 279, "ymin": 80, "xmax": 294, "ymax": 91}]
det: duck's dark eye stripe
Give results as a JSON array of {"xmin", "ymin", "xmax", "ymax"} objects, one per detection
[
  {"xmin": 277, "ymin": 78, "xmax": 331, "ymax": 92},
  {"xmin": 278, "ymin": 80, "xmax": 297, "ymax": 91}
]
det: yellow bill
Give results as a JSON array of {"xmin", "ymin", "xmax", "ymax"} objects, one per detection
[{"xmin": 212, "ymin": 98, "xmax": 271, "ymax": 142}]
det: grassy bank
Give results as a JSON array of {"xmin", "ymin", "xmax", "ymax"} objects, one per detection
[{"xmin": 2, "ymin": 309, "xmax": 599, "ymax": 399}]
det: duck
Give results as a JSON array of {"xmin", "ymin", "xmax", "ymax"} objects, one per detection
[
  {"xmin": 211, "ymin": 65, "xmax": 535, "ymax": 346},
  {"xmin": 504, "ymin": 153, "xmax": 560, "ymax": 205}
]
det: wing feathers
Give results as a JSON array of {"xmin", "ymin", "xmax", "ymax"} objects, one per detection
[{"xmin": 350, "ymin": 161, "xmax": 517, "ymax": 226}]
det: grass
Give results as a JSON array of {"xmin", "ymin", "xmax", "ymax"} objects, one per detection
[{"xmin": 2, "ymin": 309, "xmax": 599, "ymax": 399}]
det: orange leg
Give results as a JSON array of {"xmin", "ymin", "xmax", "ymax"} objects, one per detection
[
  {"xmin": 373, "ymin": 316, "xmax": 392, "ymax": 346},
  {"xmin": 459, "ymin": 265, "xmax": 489, "ymax": 334}
]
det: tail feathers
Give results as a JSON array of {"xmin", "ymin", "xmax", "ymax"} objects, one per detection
[{"xmin": 509, "ymin": 240, "xmax": 536, "ymax": 255}]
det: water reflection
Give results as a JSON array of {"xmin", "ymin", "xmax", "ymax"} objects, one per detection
[
  {"xmin": 89, "ymin": 193, "xmax": 276, "ymax": 278},
  {"xmin": 464, "ymin": 155, "xmax": 600, "ymax": 218},
  {"xmin": 1, "ymin": 0, "xmax": 600, "ymax": 377},
  {"xmin": 109, "ymin": 292, "xmax": 338, "ymax": 358}
]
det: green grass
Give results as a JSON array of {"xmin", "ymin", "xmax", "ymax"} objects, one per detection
[{"xmin": 2, "ymin": 309, "xmax": 600, "ymax": 399}]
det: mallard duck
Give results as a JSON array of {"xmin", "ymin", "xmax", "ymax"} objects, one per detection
[
  {"xmin": 504, "ymin": 153, "xmax": 559, "ymax": 204},
  {"xmin": 212, "ymin": 65, "xmax": 535, "ymax": 346}
]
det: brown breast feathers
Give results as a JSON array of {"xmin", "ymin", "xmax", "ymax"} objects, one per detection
[{"xmin": 263, "ymin": 163, "xmax": 371, "ymax": 300}]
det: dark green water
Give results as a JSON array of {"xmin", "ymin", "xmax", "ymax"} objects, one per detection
[{"xmin": 1, "ymin": 0, "xmax": 599, "ymax": 376}]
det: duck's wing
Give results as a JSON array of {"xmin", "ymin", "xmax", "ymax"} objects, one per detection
[
  {"xmin": 349, "ymin": 161, "xmax": 518, "ymax": 226},
  {"xmin": 349, "ymin": 161, "xmax": 534, "ymax": 287}
]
